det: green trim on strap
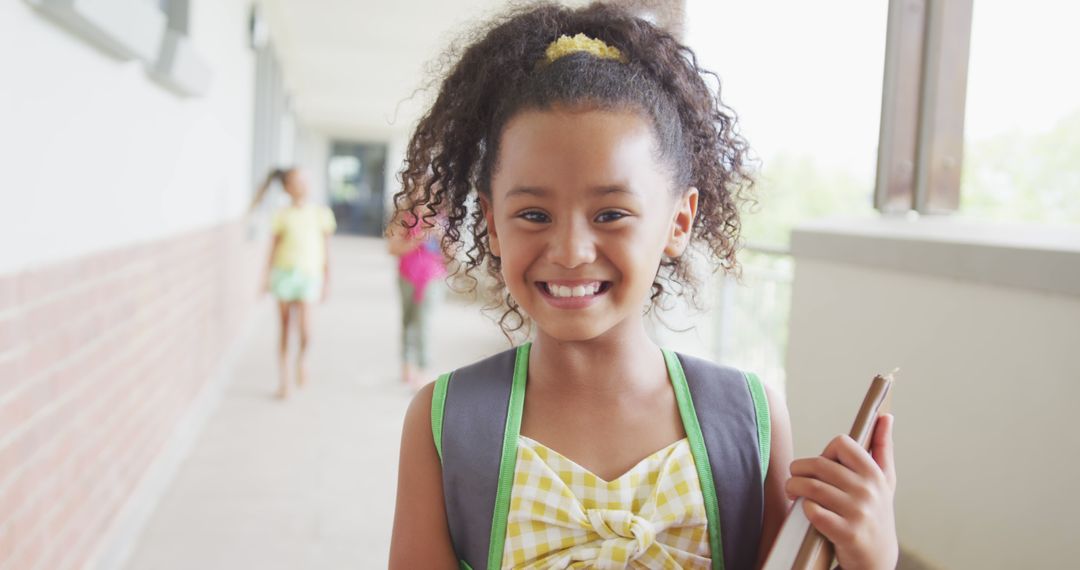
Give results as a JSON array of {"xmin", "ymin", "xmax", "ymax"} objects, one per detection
[
  {"xmin": 663, "ymin": 349, "xmax": 725, "ymax": 570},
  {"xmin": 431, "ymin": 372, "xmax": 452, "ymax": 463},
  {"xmin": 487, "ymin": 342, "xmax": 531, "ymax": 570},
  {"xmin": 744, "ymin": 372, "xmax": 771, "ymax": 481},
  {"xmin": 459, "ymin": 561, "xmax": 473, "ymax": 570}
]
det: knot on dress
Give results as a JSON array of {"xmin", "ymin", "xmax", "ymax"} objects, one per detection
[{"xmin": 585, "ymin": 508, "xmax": 657, "ymax": 569}]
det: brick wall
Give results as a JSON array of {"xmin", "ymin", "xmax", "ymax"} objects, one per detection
[{"xmin": 0, "ymin": 220, "xmax": 262, "ymax": 569}]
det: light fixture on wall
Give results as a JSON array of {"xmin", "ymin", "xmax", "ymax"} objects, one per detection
[
  {"xmin": 28, "ymin": 0, "xmax": 212, "ymax": 97},
  {"xmin": 249, "ymin": 4, "xmax": 270, "ymax": 50},
  {"xmin": 150, "ymin": 29, "xmax": 213, "ymax": 96},
  {"xmin": 28, "ymin": 0, "xmax": 168, "ymax": 63}
]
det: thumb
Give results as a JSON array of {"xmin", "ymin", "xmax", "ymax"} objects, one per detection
[{"xmin": 870, "ymin": 413, "xmax": 897, "ymax": 490}]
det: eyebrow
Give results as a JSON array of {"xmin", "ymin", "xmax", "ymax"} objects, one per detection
[
  {"xmin": 589, "ymin": 185, "xmax": 638, "ymax": 197},
  {"xmin": 504, "ymin": 185, "xmax": 638, "ymax": 199},
  {"xmin": 505, "ymin": 186, "xmax": 548, "ymax": 199}
]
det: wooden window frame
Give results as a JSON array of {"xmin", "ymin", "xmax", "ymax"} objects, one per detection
[{"xmin": 875, "ymin": 0, "xmax": 975, "ymax": 215}]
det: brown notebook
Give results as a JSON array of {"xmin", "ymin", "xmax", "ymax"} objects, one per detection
[{"xmin": 761, "ymin": 372, "xmax": 895, "ymax": 570}]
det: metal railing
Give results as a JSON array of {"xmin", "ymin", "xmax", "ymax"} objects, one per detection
[{"xmin": 712, "ymin": 243, "xmax": 793, "ymax": 391}]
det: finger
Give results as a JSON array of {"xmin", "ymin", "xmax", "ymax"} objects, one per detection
[
  {"xmin": 786, "ymin": 476, "xmax": 858, "ymax": 518},
  {"xmin": 826, "ymin": 434, "xmax": 884, "ymax": 482},
  {"xmin": 802, "ymin": 499, "xmax": 851, "ymax": 546},
  {"xmin": 871, "ymin": 414, "xmax": 897, "ymax": 490},
  {"xmin": 789, "ymin": 456, "xmax": 862, "ymax": 494}
]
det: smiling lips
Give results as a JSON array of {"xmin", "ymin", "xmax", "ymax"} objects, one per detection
[{"xmin": 536, "ymin": 280, "xmax": 612, "ymax": 308}]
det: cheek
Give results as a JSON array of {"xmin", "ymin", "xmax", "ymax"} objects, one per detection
[
  {"xmin": 605, "ymin": 229, "xmax": 665, "ymax": 283},
  {"xmin": 494, "ymin": 229, "xmax": 535, "ymax": 286}
]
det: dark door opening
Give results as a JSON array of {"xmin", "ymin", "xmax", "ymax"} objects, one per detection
[{"xmin": 327, "ymin": 142, "xmax": 387, "ymax": 237}]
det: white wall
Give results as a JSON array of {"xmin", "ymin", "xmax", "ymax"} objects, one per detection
[
  {"xmin": 382, "ymin": 132, "xmax": 409, "ymax": 220},
  {"xmin": 0, "ymin": 0, "xmax": 257, "ymax": 275},
  {"xmin": 294, "ymin": 127, "xmax": 330, "ymax": 205},
  {"xmin": 785, "ymin": 223, "xmax": 1080, "ymax": 569}
]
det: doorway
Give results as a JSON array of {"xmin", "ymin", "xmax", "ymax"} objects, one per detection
[{"xmin": 327, "ymin": 142, "xmax": 387, "ymax": 236}]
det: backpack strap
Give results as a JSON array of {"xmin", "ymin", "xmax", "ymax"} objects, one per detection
[
  {"xmin": 435, "ymin": 346, "xmax": 766, "ymax": 570},
  {"xmin": 745, "ymin": 371, "xmax": 771, "ymax": 479},
  {"xmin": 431, "ymin": 372, "xmax": 451, "ymax": 461},
  {"xmin": 666, "ymin": 350, "xmax": 769, "ymax": 570},
  {"xmin": 431, "ymin": 344, "xmax": 529, "ymax": 570}
]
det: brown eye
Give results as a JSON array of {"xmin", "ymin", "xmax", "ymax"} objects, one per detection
[
  {"xmin": 595, "ymin": 210, "xmax": 628, "ymax": 223},
  {"xmin": 519, "ymin": 210, "xmax": 550, "ymax": 223}
]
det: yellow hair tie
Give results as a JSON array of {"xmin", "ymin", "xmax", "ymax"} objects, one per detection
[{"xmin": 544, "ymin": 33, "xmax": 626, "ymax": 64}]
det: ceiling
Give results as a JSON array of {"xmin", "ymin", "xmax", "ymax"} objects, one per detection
[{"xmin": 263, "ymin": 0, "xmax": 590, "ymax": 140}]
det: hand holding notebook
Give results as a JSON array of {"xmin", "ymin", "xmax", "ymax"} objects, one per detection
[{"xmin": 764, "ymin": 373, "xmax": 899, "ymax": 570}]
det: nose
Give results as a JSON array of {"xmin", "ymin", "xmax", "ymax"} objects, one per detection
[{"xmin": 546, "ymin": 218, "xmax": 596, "ymax": 269}]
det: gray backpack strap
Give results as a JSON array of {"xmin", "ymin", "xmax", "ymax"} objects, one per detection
[
  {"xmin": 436, "ymin": 346, "xmax": 521, "ymax": 570},
  {"xmin": 676, "ymin": 351, "xmax": 768, "ymax": 570}
]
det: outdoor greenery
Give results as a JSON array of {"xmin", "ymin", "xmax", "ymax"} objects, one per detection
[
  {"xmin": 961, "ymin": 109, "xmax": 1080, "ymax": 225},
  {"xmin": 739, "ymin": 153, "xmax": 877, "ymax": 249}
]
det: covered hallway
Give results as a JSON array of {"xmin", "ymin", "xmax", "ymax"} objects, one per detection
[
  {"xmin": 3, "ymin": 1, "xmax": 1079, "ymax": 568},
  {"xmin": 121, "ymin": 236, "xmax": 504, "ymax": 569}
]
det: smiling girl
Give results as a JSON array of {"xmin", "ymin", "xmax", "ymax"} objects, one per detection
[{"xmin": 389, "ymin": 4, "xmax": 897, "ymax": 569}]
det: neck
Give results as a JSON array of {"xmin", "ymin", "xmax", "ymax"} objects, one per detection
[{"xmin": 528, "ymin": 316, "xmax": 666, "ymax": 396}]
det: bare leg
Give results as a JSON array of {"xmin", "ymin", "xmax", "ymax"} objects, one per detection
[
  {"xmin": 296, "ymin": 301, "xmax": 310, "ymax": 387},
  {"xmin": 399, "ymin": 277, "xmax": 418, "ymax": 385},
  {"xmin": 276, "ymin": 301, "xmax": 292, "ymax": 399},
  {"xmin": 413, "ymin": 284, "xmax": 435, "ymax": 388}
]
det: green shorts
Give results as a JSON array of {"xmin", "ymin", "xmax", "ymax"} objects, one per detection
[{"xmin": 270, "ymin": 268, "xmax": 322, "ymax": 302}]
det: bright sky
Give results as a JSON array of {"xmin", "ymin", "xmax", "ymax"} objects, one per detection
[
  {"xmin": 684, "ymin": 1, "xmax": 1080, "ymax": 177},
  {"xmin": 964, "ymin": 1, "xmax": 1080, "ymax": 139},
  {"xmin": 684, "ymin": 1, "xmax": 888, "ymax": 180}
]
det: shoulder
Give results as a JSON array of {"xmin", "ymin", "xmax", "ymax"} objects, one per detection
[
  {"xmin": 317, "ymin": 205, "xmax": 337, "ymax": 229},
  {"xmin": 758, "ymin": 379, "xmax": 793, "ymax": 485},
  {"xmin": 270, "ymin": 208, "xmax": 289, "ymax": 232},
  {"xmin": 435, "ymin": 347, "xmax": 522, "ymax": 398},
  {"xmin": 670, "ymin": 350, "xmax": 747, "ymax": 386},
  {"xmin": 755, "ymin": 380, "xmax": 794, "ymax": 564},
  {"xmin": 759, "ymin": 381, "xmax": 791, "ymax": 445},
  {"xmin": 391, "ymin": 380, "xmax": 459, "ymax": 568},
  {"xmin": 403, "ymin": 381, "xmax": 437, "ymax": 443},
  {"xmin": 275, "ymin": 206, "xmax": 299, "ymax": 220}
]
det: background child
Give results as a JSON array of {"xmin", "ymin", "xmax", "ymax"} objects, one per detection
[
  {"xmin": 260, "ymin": 168, "xmax": 336, "ymax": 399},
  {"xmin": 386, "ymin": 213, "xmax": 448, "ymax": 388},
  {"xmin": 389, "ymin": 3, "xmax": 897, "ymax": 569}
]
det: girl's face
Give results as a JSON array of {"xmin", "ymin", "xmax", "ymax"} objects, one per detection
[
  {"xmin": 485, "ymin": 107, "xmax": 698, "ymax": 342},
  {"xmin": 283, "ymin": 170, "xmax": 309, "ymax": 202}
]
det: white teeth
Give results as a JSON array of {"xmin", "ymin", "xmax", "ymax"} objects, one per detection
[{"xmin": 548, "ymin": 282, "xmax": 602, "ymax": 298}]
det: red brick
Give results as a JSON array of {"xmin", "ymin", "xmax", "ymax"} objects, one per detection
[
  {"xmin": 0, "ymin": 523, "xmax": 16, "ymax": 564},
  {"xmin": 43, "ymin": 475, "xmax": 86, "ymax": 543},
  {"xmin": 6, "ymin": 521, "xmax": 46, "ymax": 570},
  {"xmin": 0, "ymin": 276, "xmax": 18, "ymax": 316},
  {"xmin": 16, "ymin": 269, "xmax": 61, "ymax": 308},
  {"xmin": 0, "ymin": 425, "xmax": 37, "ymax": 485},
  {"xmin": 0, "ymin": 220, "xmax": 256, "ymax": 569},
  {"xmin": 7, "ymin": 498, "xmax": 48, "ymax": 559},
  {"xmin": 22, "ymin": 287, "xmax": 91, "ymax": 345},
  {"xmin": 0, "ymin": 350, "xmax": 27, "ymax": 394},
  {"xmin": 0, "ymin": 463, "xmax": 38, "ymax": 532},
  {"xmin": 0, "ymin": 315, "xmax": 24, "ymax": 359}
]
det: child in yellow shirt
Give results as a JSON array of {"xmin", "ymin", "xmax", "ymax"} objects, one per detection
[{"xmin": 259, "ymin": 168, "xmax": 336, "ymax": 399}]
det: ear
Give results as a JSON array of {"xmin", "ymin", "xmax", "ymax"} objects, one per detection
[
  {"xmin": 478, "ymin": 193, "xmax": 501, "ymax": 257},
  {"xmin": 664, "ymin": 187, "xmax": 698, "ymax": 257}
]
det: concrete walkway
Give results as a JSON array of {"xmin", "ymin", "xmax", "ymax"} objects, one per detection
[{"xmin": 124, "ymin": 236, "xmax": 506, "ymax": 569}]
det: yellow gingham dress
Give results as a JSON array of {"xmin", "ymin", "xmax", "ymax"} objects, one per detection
[{"xmin": 502, "ymin": 435, "xmax": 711, "ymax": 569}]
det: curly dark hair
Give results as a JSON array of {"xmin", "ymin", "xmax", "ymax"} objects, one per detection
[{"xmin": 392, "ymin": 1, "xmax": 753, "ymax": 337}]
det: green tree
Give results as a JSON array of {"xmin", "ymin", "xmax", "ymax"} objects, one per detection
[
  {"xmin": 961, "ymin": 109, "xmax": 1080, "ymax": 225},
  {"xmin": 741, "ymin": 152, "xmax": 876, "ymax": 248}
]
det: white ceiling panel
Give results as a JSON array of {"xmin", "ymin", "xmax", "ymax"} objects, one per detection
[{"xmin": 265, "ymin": 0, "xmax": 549, "ymax": 139}]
